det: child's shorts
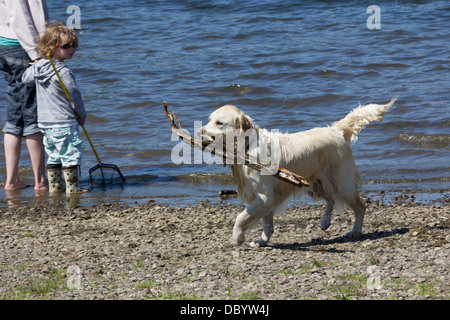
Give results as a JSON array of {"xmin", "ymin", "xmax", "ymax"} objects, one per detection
[{"xmin": 42, "ymin": 125, "xmax": 83, "ymax": 168}]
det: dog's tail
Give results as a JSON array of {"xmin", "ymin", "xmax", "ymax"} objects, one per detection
[{"xmin": 332, "ymin": 96, "xmax": 397, "ymax": 143}]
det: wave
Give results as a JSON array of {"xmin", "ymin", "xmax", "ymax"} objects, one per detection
[{"xmin": 396, "ymin": 133, "xmax": 450, "ymax": 150}]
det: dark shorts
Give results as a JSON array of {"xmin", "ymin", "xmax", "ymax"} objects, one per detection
[{"xmin": 0, "ymin": 45, "xmax": 39, "ymax": 137}]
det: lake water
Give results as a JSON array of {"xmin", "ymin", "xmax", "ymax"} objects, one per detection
[{"xmin": 0, "ymin": 0, "xmax": 448, "ymax": 208}]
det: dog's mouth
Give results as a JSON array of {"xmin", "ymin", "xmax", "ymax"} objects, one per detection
[{"xmin": 198, "ymin": 130, "xmax": 216, "ymax": 144}]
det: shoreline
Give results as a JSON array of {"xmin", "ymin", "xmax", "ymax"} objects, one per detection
[
  {"xmin": 0, "ymin": 193, "xmax": 448, "ymax": 300},
  {"xmin": 0, "ymin": 165, "xmax": 448, "ymax": 209},
  {"xmin": 0, "ymin": 178, "xmax": 448, "ymax": 209}
]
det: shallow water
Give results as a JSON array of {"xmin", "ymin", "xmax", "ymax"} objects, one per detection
[{"xmin": 0, "ymin": 1, "xmax": 448, "ymax": 207}]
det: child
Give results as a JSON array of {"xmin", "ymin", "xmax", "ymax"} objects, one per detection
[{"xmin": 22, "ymin": 23, "xmax": 88, "ymax": 194}]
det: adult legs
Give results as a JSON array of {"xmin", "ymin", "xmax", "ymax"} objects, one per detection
[
  {"xmin": 26, "ymin": 132, "xmax": 47, "ymax": 190},
  {"xmin": 4, "ymin": 132, "xmax": 48, "ymax": 190},
  {"xmin": 4, "ymin": 133, "xmax": 27, "ymax": 189},
  {"xmin": 1, "ymin": 45, "xmax": 47, "ymax": 190}
]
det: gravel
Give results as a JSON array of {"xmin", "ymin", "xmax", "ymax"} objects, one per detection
[{"xmin": 0, "ymin": 193, "xmax": 448, "ymax": 300}]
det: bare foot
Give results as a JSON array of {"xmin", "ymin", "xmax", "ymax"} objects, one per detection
[
  {"xmin": 34, "ymin": 182, "xmax": 49, "ymax": 191},
  {"xmin": 4, "ymin": 181, "xmax": 28, "ymax": 190}
]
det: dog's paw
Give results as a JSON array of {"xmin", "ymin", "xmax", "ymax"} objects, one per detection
[
  {"xmin": 232, "ymin": 230, "xmax": 245, "ymax": 246},
  {"xmin": 250, "ymin": 238, "xmax": 268, "ymax": 248},
  {"xmin": 345, "ymin": 230, "xmax": 362, "ymax": 240}
]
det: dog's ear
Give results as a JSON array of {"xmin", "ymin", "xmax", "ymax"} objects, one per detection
[{"xmin": 234, "ymin": 115, "xmax": 253, "ymax": 132}]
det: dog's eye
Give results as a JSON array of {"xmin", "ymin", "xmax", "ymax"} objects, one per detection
[{"xmin": 216, "ymin": 121, "xmax": 223, "ymax": 126}]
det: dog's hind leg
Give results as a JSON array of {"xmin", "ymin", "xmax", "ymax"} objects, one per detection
[
  {"xmin": 250, "ymin": 210, "xmax": 274, "ymax": 248},
  {"xmin": 320, "ymin": 200, "xmax": 333, "ymax": 231},
  {"xmin": 346, "ymin": 196, "xmax": 366, "ymax": 239},
  {"xmin": 309, "ymin": 178, "xmax": 334, "ymax": 231}
]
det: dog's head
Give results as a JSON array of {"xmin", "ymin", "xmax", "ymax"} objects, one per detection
[{"xmin": 198, "ymin": 105, "xmax": 256, "ymax": 141}]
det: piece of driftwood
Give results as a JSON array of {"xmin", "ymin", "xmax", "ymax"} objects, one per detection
[
  {"xmin": 218, "ymin": 190, "xmax": 238, "ymax": 197},
  {"xmin": 163, "ymin": 102, "xmax": 309, "ymax": 188}
]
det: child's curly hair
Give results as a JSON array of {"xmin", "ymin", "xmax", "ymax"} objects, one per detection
[{"xmin": 39, "ymin": 22, "xmax": 78, "ymax": 58}]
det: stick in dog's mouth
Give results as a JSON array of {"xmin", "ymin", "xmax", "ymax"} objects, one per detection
[
  {"xmin": 164, "ymin": 101, "xmax": 309, "ymax": 188},
  {"xmin": 198, "ymin": 132, "xmax": 215, "ymax": 144}
]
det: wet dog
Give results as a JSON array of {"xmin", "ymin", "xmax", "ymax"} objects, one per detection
[{"xmin": 199, "ymin": 97, "xmax": 396, "ymax": 246}]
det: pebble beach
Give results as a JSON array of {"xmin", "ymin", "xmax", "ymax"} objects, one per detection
[
  {"xmin": 0, "ymin": 1, "xmax": 449, "ymax": 307},
  {"xmin": 0, "ymin": 192, "xmax": 448, "ymax": 300}
]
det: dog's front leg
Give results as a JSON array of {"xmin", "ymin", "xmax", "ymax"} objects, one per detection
[
  {"xmin": 232, "ymin": 194, "xmax": 271, "ymax": 246},
  {"xmin": 232, "ymin": 209, "xmax": 249, "ymax": 245},
  {"xmin": 250, "ymin": 211, "xmax": 274, "ymax": 248}
]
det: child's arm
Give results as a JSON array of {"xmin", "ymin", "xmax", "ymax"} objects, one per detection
[
  {"xmin": 61, "ymin": 69, "xmax": 87, "ymax": 124},
  {"xmin": 21, "ymin": 65, "xmax": 37, "ymax": 86}
]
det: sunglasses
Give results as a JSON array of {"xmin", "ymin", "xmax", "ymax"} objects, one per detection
[{"xmin": 57, "ymin": 43, "xmax": 77, "ymax": 49}]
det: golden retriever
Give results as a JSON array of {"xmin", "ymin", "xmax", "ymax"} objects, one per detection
[{"xmin": 199, "ymin": 97, "xmax": 396, "ymax": 246}]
